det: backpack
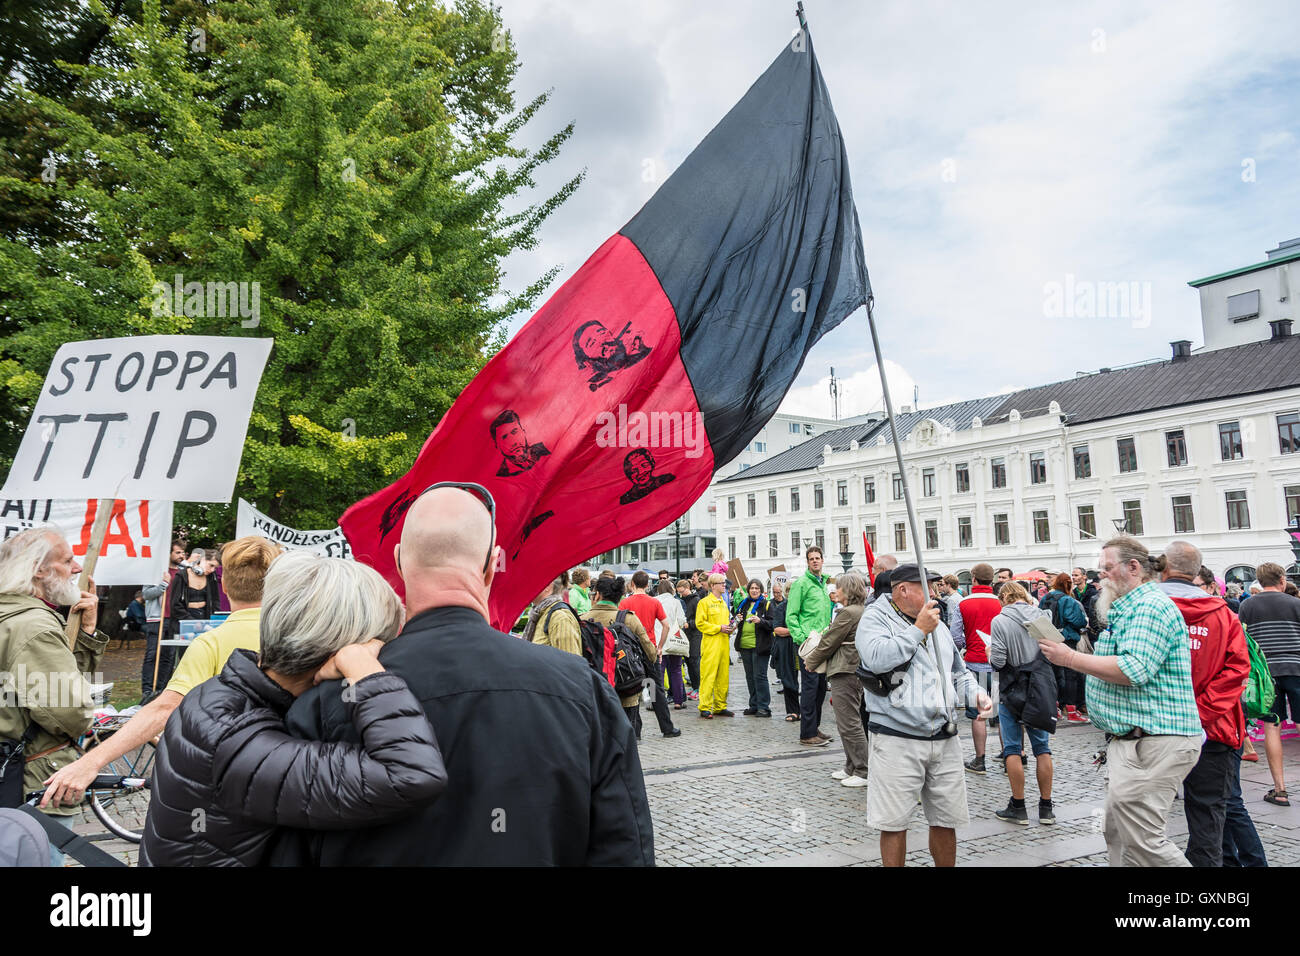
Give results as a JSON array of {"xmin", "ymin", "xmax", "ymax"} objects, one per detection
[
  {"xmin": 609, "ymin": 610, "xmax": 653, "ymax": 697},
  {"xmin": 577, "ymin": 617, "xmax": 618, "ymax": 687},
  {"xmin": 1242, "ymin": 628, "xmax": 1276, "ymax": 720}
]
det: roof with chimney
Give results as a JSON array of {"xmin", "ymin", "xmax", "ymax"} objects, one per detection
[{"xmin": 721, "ymin": 331, "xmax": 1300, "ymax": 484}]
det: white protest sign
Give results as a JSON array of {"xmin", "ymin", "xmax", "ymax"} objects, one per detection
[
  {"xmin": 0, "ymin": 498, "xmax": 173, "ymax": 586},
  {"xmin": 237, "ymin": 498, "xmax": 352, "ymax": 559},
  {"xmin": 0, "ymin": 335, "xmax": 272, "ymax": 503}
]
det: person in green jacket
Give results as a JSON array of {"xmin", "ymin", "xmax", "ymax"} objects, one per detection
[
  {"xmin": 0, "ymin": 528, "xmax": 109, "ymax": 866},
  {"xmin": 786, "ymin": 547, "xmax": 833, "ymax": 746},
  {"xmin": 569, "ymin": 568, "xmax": 592, "ymax": 616}
]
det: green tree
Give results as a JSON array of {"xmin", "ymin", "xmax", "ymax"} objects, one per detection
[{"xmin": 0, "ymin": 0, "xmax": 580, "ymax": 536}]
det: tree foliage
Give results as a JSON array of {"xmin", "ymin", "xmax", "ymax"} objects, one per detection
[{"xmin": 0, "ymin": 0, "xmax": 581, "ymax": 535}]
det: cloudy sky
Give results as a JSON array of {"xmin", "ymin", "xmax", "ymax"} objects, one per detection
[{"xmin": 494, "ymin": 0, "xmax": 1300, "ymax": 421}]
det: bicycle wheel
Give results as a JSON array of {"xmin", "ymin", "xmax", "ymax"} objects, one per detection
[{"xmin": 84, "ymin": 721, "xmax": 155, "ymax": 844}]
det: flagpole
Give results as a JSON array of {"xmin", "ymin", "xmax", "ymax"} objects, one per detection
[{"xmin": 864, "ymin": 295, "xmax": 930, "ymax": 595}]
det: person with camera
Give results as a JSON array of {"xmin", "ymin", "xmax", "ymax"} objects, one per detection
[{"xmin": 856, "ymin": 563, "xmax": 992, "ymax": 866}]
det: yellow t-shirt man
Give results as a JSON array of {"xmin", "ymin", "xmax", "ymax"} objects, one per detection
[{"xmin": 165, "ymin": 607, "xmax": 262, "ymax": 696}]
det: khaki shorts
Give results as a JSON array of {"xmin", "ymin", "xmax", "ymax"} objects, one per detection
[{"xmin": 866, "ymin": 731, "xmax": 970, "ymax": 831}]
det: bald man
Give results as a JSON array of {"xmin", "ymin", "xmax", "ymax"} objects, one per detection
[{"xmin": 279, "ymin": 486, "xmax": 654, "ymax": 865}]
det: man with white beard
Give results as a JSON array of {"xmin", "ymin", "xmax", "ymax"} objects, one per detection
[
  {"xmin": 0, "ymin": 527, "xmax": 106, "ymax": 863},
  {"xmin": 1038, "ymin": 536, "xmax": 1201, "ymax": 866}
]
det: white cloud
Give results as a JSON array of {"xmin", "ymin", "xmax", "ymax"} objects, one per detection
[{"xmin": 496, "ymin": 0, "xmax": 1300, "ymax": 409}]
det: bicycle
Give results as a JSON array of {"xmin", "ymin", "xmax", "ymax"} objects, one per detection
[
  {"xmin": 22, "ymin": 774, "xmax": 145, "ymax": 867},
  {"xmin": 77, "ymin": 711, "xmax": 156, "ymax": 843}
]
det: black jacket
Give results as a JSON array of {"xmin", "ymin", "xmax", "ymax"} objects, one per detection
[
  {"xmin": 141, "ymin": 650, "xmax": 446, "ymax": 866},
  {"xmin": 679, "ymin": 591, "xmax": 703, "ymax": 638},
  {"xmin": 274, "ymin": 605, "xmax": 655, "ymax": 866}
]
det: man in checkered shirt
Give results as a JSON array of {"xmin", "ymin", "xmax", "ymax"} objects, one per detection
[{"xmin": 1039, "ymin": 535, "xmax": 1201, "ymax": 866}]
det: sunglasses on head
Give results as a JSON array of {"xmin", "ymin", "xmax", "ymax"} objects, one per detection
[{"xmin": 396, "ymin": 481, "xmax": 498, "ymax": 574}]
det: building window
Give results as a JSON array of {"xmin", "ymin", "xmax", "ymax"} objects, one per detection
[
  {"xmin": 1029, "ymin": 452, "xmax": 1047, "ymax": 485},
  {"xmin": 789, "ymin": 422, "xmax": 801, "ymax": 434},
  {"xmin": 838, "ymin": 527, "xmax": 850, "ymax": 553},
  {"xmin": 727, "ymin": 536, "xmax": 735, "ymax": 558},
  {"xmin": 1073, "ymin": 444, "xmax": 1091, "ymax": 479},
  {"xmin": 892, "ymin": 473, "xmax": 903, "ymax": 500},
  {"xmin": 1117, "ymin": 437, "xmax": 1138, "ymax": 473},
  {"xmin": 1033, "ymin": 510, "xmax": 1050, "ymax": 543},
  {"xmin": 1286, "ymin": 485, "xmax": 1300, "ymax": 524},
  {"xmin": 747, "ymin": 535, "xmax": 757, "ymax": 559},
  {"xmin": 993, "ymin": 513, "xmax": 1010, "ymax": 546},
  {"xmin": 864, "ymin": 525, "xmax": 877, "ymax": 551},
  {"xmin": 924, "ymin": 519, "xmax": 939, "ymax": 550},
  {"xmin": 746, "ymin": 494, "xmax": 756, "ymax": 518},
  {"xmin": 769, "ymin": 533, "xmax": 779, "ymax": 558},
  {"xmin": 836, "ymin": 480, "xmax": 848, "ymax": 506},
  {"xmin": 893, "ymin": 522, "xmax": 907, "ymax": 551},
  {"xmin": 1122, "ymin": 499, "xmax": 1144, "ymax": 536},
  {"xmin": 1172, "ymin": 495, "xmax": 1195, "ymax": 533},
  {"xmin": 1077, "ymin": 504, "xmax": 1096, "ymax": 539},
  {"xmin": 768, "ymin": 490, "xmax": 777, "ymax": 515},
  {"xmin": 922, "ymin": 468, "xmax": 935, "ymax": 497},
  {"xmin": 814, "ymin": 483, "xmax": 824, "ymax": 509},
  {"xmin": 1165, "ymin": 429, "xmax": 1188, "ymax": 467},
  {"xmin": 814, "ymin": 529, "xmax": 825, "ymax": 551},
  {"xmin": 753, "ymin": 441, "xmax": 766, "ymax": 453},
  {"xmin": 957, "ymin": 516, "xmax": 973, "ymax": 548},
  {"xmin": 1227, "ymin": 289, "xmax": 1260, "ymax": 322},
  {"xmin": 955, "ymin": 463, "xmax": 970, "ymax": 493},
  {"xmin": 1279, "ymin": 413, "xmax": 1300, "ymax": 455},
  {"xmin": 791, "ymin": 530, "xmax": 801, "ymax": 554},
  {"xmin": 1219, "ymin": 421, "xmax": 1243, "ymax": 461},
  {"xmin": 864, "ymin": 478, "xmax": 875, "ymax": 503},
  {"xmin": 790, "ymin": 487, "xmax": 800, "ymax": 512},
  {"xmin": 727, "ymin": 497, "xmax": 735, "ymax": 520},
  {"xmin": 991, "ymin": 458, "xmax": 1006, "ymax": 489},
  {"xmin": 1226, "ymin": 490, "xmax": 1250, "ymax": 530}
]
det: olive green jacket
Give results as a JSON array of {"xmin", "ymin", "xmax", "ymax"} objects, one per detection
[{"xmin": 0, "ymin": 593, "xmax": 109, "ymax": 815}]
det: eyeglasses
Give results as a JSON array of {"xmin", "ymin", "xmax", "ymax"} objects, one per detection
[{"xmin": 397, "ymin": 481, "xmax": 498, "ymax": 574}]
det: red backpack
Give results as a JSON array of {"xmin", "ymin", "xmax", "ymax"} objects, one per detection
[{"xmin": 569, "ymin": 609, "xmax": 635, "ymax": 690}]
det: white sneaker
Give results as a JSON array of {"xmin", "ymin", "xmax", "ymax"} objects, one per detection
[
  {"xmin": 840, "ymin": 775, "xmax": 868, "ymax": 788},
  {"xmin": 831, "ymin": 770, "xmax": 849, "ymax": 780}
]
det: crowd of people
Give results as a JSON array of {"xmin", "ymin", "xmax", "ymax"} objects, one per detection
[{"xmin": 1, "ymin": 489, "xmax": 1297, "ymax": 867}]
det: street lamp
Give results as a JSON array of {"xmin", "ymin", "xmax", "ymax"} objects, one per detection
[
  {"xmin": 1111, "ymin": 518, "xmax": 1130, "ymax": 534},
  {"xmin": 627, "ymin": 560, "xmax": 639, "ymax": 574},
  {"xmin": 1287, "ymin": 517, "xmax": 1300, "ymax": 588},
  {"xmin": 673, "ymin": 517, "xmax": 683, "ymax": 580},
  {"xmin": 839, "ymin": 551, "xmax": 855, "ymax": 574},
  {"xmin": 802, "ymin": 537, "xmax": 811, "ymax": 551}
]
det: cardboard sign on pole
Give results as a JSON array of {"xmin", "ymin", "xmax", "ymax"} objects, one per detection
[
  {"xmin": 1, "ymin": 335, "xmax": 272, "ymax": 503},
  {"xmin": 63, "ymin": 498, "xmax": 114, "ymax": 647},
  {"xmin": 725, "ymin": 558, "xmax": 747, "ymax": 589},
  {"xmin": 768, "ymin": 563, "xmax": 789, "ymax": 591},
  {"xmin": 236, "ymin": 499, "xmax": 353, "ymax": 558}
]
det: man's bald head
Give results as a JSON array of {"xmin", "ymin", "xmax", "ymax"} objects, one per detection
[
  {"xmin": 1163, "ymin": 540, "xmax": 1202, "ymax": 579},
  {"xmin": 398, "ymin": 488, "xmax": 495, "ymax": 575}
]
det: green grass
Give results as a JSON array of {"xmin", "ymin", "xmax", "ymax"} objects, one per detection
[{"xmin": 108, "ymin": 679, "xmax": 142, "ymax": 710}]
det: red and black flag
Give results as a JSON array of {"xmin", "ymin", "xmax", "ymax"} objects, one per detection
[{"xmin": 341, "ymin": 28, "xmax": 870, "ymax": 630}]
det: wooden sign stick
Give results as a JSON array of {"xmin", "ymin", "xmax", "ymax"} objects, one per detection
[{"xmin": 64, "ymin": 498, "xmax": 115, "ymax": 648}]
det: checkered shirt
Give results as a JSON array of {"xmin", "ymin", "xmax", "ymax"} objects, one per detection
[{"xmin": 1085, "ymin": 581, "xmax": 1201, "ymax": 737}]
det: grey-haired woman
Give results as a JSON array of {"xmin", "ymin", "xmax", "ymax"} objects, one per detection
[{"xmin": 141, "ymin": 552, "xmax": 447, "ymax": 866}]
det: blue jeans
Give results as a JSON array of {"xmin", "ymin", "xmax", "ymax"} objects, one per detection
[
  {"xmin": 1222, "ymin": 747, "xmax": 1268, "ymax": 867},
  {"xmin": 996, "ymin": 700, "xmax": 1051, "ymax": 758},
  {"xmin": 739, "ymin": 648, "xmax": 771, "ymax": 712}
]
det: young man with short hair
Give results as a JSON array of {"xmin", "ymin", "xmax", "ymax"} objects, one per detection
[
  {"xmin": 1238, "ymin": 561, "xmax": 1300, "ymax": 807},
  {"xmin": 787, "ymin": 547, "xmax": 833, "ymax": 746}
]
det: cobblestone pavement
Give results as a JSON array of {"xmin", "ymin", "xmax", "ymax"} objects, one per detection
[
  {"xmin": 61, "ymin": 658, "xmax": 1300, "ymax": 868},
  {"xmin": 639, "ymin": 661, "xmax": 1300, "ymax": 867}
]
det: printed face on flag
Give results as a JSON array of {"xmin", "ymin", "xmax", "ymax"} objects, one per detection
[{"xmin": 571, "ymin": 319, "xmax": 652, "ymax": 391}]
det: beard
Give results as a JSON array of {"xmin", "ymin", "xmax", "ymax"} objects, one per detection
[
  {"xmin": 1093, "ymin": 577, "xmax": 1132, "ymax": 625},
  {"xmin": 41, "ymin": 567, "xmax": 82, "ymax": 607}
]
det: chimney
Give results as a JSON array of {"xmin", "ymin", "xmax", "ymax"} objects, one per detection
[
  {"xmin": 1170, "ymin": 340, "xmax": 1192, "ymax": 360},
  {"xmin": 1269, "ymin": 319, "xmax": 1293, "ymax": 339}
]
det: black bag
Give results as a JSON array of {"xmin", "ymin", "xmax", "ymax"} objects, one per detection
[
  {"xmin": 0, "ymin": 724, "xmax": 39, "ymax": 809},
  {"xmin": 856, "ymin": 654, "xmax": 915, "ymax": 697},
  {"xmin": 610, "ymin": 610, "xmax": 653, "ymax": 697},
  {"xmin": 999, "ymin": 655, "xmax": 1059, "ymax": 734}
]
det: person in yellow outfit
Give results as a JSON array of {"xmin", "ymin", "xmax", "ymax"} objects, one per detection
[{"xmin": 695, "ymin": 572, "xmax": 736, "ymax": 718}]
